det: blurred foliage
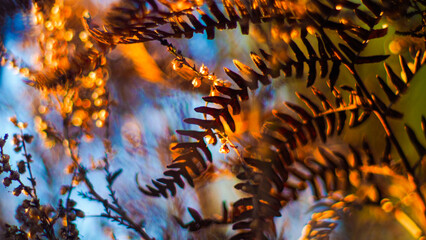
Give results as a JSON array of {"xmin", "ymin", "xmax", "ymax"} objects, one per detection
[{"xmin": 0, "ymin": 0, "xmax": 426, "ymax": 239}]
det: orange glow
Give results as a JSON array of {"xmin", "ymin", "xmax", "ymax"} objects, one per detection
[
  {"xmin": 45, "ymin": 21, "xmax": 54, "ymax": 31},
  {"xmin": 219, "ymin": 144, "xmax": 230, "ymax": 154},
  {"xmin": 79, "ymin": 31, "xmax": 89, "ymax": 42},
  {"xmin": 118, "ymin": 44, "xmax": 166, "ymax": 84},
  {"xmin": 64, "ymin": 30, "xmax": 73, "ymax": 41},
  {"xmin": 94, "ymin": 99, "xmax": 102, "ymax": 106},
  {"xmin": 395, "ymin": 209, "xmax": 422, "ymax": 238},
  {"xmin": 51, "ymin": 5, "xmax": 60, "ymax": 15},
  {"xmin": 96, "ymin": 120, "xmax": 104, "ymax": 128},
  {"xmin": 192, "ymin": 77, "xmax": 201, "ymax": 88}
]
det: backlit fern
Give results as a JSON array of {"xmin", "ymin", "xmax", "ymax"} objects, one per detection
[{"xmin": 1, "ymin": 0, "xmax": 426, "ymax": 239}]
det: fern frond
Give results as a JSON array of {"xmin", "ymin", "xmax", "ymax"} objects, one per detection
[
  {"xmin": 375, "ymin": 50, "xmax": 426, "ymax": 105},
  {"xmin": 230, "ymin": 164, "xmax": 283, "ymax": 240},
  {"xmin": 138, "ymin": 49, "xmax": 277, "ymax": 197},
  {"xmin": 173, "ymin": 204, "xmax": 229, "ymax": 231},
  {"xmin": 299, "ymin": 194, "xmax": 355, "ymax": 240}
]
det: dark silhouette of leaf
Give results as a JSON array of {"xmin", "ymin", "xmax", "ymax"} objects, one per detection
[
  {"xmin": 405, "ymin": 124, "xmax": 426, "ymax": 157},
  {"xmin": 355, "ymin": 54, "xmax": 389, "ymax": 64},
  {"xmin": 355, "ymin": 9, "xmax": 379, "ymax": 28},
  {"xmin": 107, "ymin": 169, "xmax": 123, "ymax": 185},
  {"xmin": 399, "ymin": 55, "xmax": 414, "ymax": 83},
  {"xmin": 361, "ymin": 0, "xmax": 383, "ymax": 17},
  {"xmin": 384, "ymin": 63, "xmax": 407, "ymax": 93},
  {"xmin": 329, "ymin": 61, "xmax": 341, "ymax": 88},
  {"xmin": 376, "ymin": 75, "xmax": 398, "ymax": 103}
]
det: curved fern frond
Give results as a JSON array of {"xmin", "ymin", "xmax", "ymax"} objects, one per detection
[
  {"xmin": 136, "ymin": 57, "xmax": 373, "ymax": 198},
  {"xmin": 84, "ymin": 0, "xmax": 387, "ymax": 44},
  {"xmin": 84, "ymin": 0, "xmax": 394, "ymax": 91},
  {"xmin": 137, "ymin": 52, "xmax": 275, "ymax": 197},
  {"xmin": 228, "ymin": 89, "xmax": 387, "ymax": 239}
]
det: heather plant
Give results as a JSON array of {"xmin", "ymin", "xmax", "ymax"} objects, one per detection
[{"xmin": 1, "ymin": 0, "xmax": 426, "ymax": 239}]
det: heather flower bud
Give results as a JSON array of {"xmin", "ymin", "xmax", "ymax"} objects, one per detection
[
  {"xmin": 60, "ymin": 185, "xmax": 70, "ymax": 195},
  {"xmin": 29, "ymin": 207, "xmax": 41, "ymax": 219},
  {"xmin": 69, "ymin": 212, "xmax": 76, "ymax": 221},
  {"xmin": 41, "ymin": 204, "xmax": 55, "ymax": 215},
  {"xmin": 14, "ymin": 146, "xmax": 22, "ymax": 153},
  {"xmin": 75, "ymin": 172, "xmax": 84, "ymax": 182},
  {"xmin": 1, "ymin": 154, "xmax": 10, "ymax": 163},
  {"xmin": 3, "ymin": 177, "xmax": 11, "ymax": 187},
  {"xmin": 9, "ymin": 170, "xmax": 20, "ymax": 180},
  {"xmin": 75, "ymin": 209, "xmax": 85, "ymax": 218},
  {"xmin": 13, "ymin": 185, "xmax": 23, "ymax": 196},
  {"xmin": 64, "ymin": 164, "xmax": 75, "ymax": 174},
  {"xmin": 12, "ymin": 134, "xmax": 21, "ymax": 145},
  {"xmin": 31, "ymin": 198, "xmax": 39, "ymax": 206},
  {"xmin": 23, "ymin": 186, "xmax": 32, "ymax": 196},
  {"xmin": 9, "ymin": 116, "xmax": 18, "ymax": 126},
  {"xmin": 22, "ymin": 200, "xmax": 30, "ymax": 208},
  {"xmin": 17, "ymin": 160, "xmax": 26, "ymax": 174},
  {"xmin": 29, "ymin": 225, "xmax": 43, "ymax": 237},
  {"xmin": 67, "ymin": 199, "xmax": 77, "ymax": 208},
  {"xmin": 3, "ymin": 162, "xmax": 10, "ymax": 171},
  {"xmin": 23, "ymin": 134, "xmax": 34, "ymax": 144},
  {"xmin": 17, "ymin": 122, "xmax": 28, "ymax": 129},
  {"xmin": 58, "ymin": 210, "xmax": 66, "ymax": 218}
]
